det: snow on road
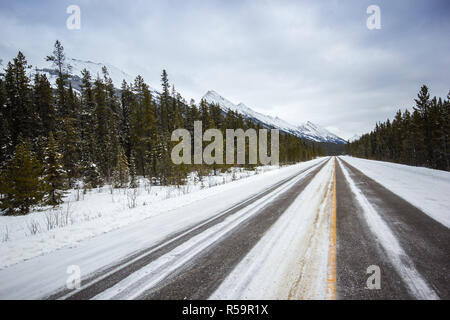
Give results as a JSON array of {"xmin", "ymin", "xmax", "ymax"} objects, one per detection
[
  {"xmin": 211, "ymin": 158, "xmax": 334, "ymax": 300},
  {"xmin": 341, "ymin": 156, "xmax": 450, "ymax": 228},
  {"xmin": 92, "ymin": 161, "xmax": 325, "ymax": 300},
  {"xmin": 0, "ymin": 158, "xmax": 326, "ymax": 299}
]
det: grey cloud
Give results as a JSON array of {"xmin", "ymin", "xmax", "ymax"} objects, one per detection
[{"xmin": 0, "ymin": 0, "xmax": 449, "ymax": 139}]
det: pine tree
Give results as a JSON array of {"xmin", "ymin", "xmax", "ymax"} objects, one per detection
[
  {"xmin": 46, "ymin": 40, "xmax": 71, "ymax": 118},
  {"xmin": 79, "ymin": 69, "xmax": 97, "ymax": 178},
  {"xmin": 159, "ymin": 69, "xmax": 170, "ymax": 133},
  {"xmin": 33, "ymin": 73, "xmax": 55, "ymax": 137},
  {"xmin": 58, "ymin": 84, "xmax": 81, "ymax": 186},
  {"xmin": 4, "ymin": 52, "xmax": 37, "ymax": 150},
  {"xmin": 43, "ymin": 132, "xmax": 67, "ymax": 206},
  {"xmin": 120, "ymin": 80, "xmax": 133, "ymax": 160},
  {"xmin": 93, "ymin": 77, "xmax": 112, "ymax": 182},
  {"xmin": 0, "ymin": 142, "xmax": 44, "ymax": 215},
  {"xmin": 414, "ymin": 85, "xmax": 433, "ymax": 166},
  {"xmin": 113, "ymin": 146, "xmax": 129, "ymax": 188},
  {"xmin": 347, "ymin": 85, "xmax": 450, "ymax": 171},
  {"xmin": 130, "ymin": 75, "xmax": 157, "ymax": 178},
  {"xmin": 0, "ymin": 76, "xmax": 11, "ymax": 168}
]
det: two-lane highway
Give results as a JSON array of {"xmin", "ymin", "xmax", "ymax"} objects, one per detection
[{"xmin": 0, "ymin": 156, "xmax": 448, "ymax": 300}]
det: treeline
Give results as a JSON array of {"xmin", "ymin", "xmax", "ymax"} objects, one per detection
[
  {"xmin": 346, "ymin": 85, "xmax": 450, "ymax": 171},
  {"xmin": 0, "ymin": 41, "xmax": 321, "ymax": 215}
]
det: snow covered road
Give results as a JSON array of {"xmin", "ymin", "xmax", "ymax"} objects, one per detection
[
  {"xmin": 336, "ymin": 158, "xmax": 449, "ymax": 299},
  {"xmin": 0, "ymin": 156, "xmax": 448, "ymax": 300}
]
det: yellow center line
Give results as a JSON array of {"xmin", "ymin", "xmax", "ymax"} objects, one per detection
[{"xmin": 326, "ymin": 158, "xmax": 337, "ymax": 300}]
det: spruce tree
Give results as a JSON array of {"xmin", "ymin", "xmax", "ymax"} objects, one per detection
[
  {"xmin": 4, "ymin": 52, "xmax": 36, "ymax": 150},
  {"xmin": 33, "ymin": 73, "xmax": 55, "ymax": 137},
  {"xmin": 0, "ymin": 142, "xmax": 44, "ymax": 215},
  {"xmin": 0, "ymin": 77, "xmax": 11, "ymax": 167},
  {"xmin": 43, "ymin": 132, "xmax": 67, "ymax": 206},
  {"xmin": 58, "ymin": 84, "xmax": 81, "ymax": 186},
  {"xmin": 113, "ymin": 146, "xmax": 129, "ymax": 188},
  {"xmin": 120, "ymin": 80, "xmax": 133, "ymax": 160},
  {"xmin": 46, "ymin": 40, "xmax": 71, "ymax": 117}
]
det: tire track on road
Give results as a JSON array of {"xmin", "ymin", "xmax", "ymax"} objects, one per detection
[{"xmin": 134, "ymin": 159, "xmax": 330, "ymax": 300}]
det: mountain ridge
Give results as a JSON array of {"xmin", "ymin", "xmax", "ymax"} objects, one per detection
[
  {"xmin": 19, "ymin": 57, "xmax": 346, "ymax": 144},
  {"xmin": 202, "ymin": 90, "xmax": 346, "ymax": 144}
]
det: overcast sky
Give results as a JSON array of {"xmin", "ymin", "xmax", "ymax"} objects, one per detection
[{"xmin": 1, "ymin": 0, "xmax": 449, "ymax": 139}]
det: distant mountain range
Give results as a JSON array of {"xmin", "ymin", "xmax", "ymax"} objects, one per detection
[
  {"xmin": 203, "ymin": 90, "xmax": 346, "ymax": 144},
  {"xmin": 25, "ymin": 57, "xmax": 346, "ymax": 144}
]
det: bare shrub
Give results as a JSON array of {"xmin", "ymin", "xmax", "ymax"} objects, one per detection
[
  {"xmin": 2, "ymin": 226, "xmax": 9, "ymax": 242},
  {"xmin": 27, "ymin": 219, "xmax": 41, "ymax": 235},
  {"xmin": 127, "ymin": 188, "xmax": 138, "ymax": 209},
  {"xmin": 144, "ymin": 180, "xmax": 152, "ymax": 194},
  {"xmin": 45, "ymin": 201, "xmax": 73, "ymax": 230}
]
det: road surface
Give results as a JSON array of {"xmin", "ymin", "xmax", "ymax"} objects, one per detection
[{"xmin": 0, "ymin": 157, "xmax": 448, "ymax": 300}]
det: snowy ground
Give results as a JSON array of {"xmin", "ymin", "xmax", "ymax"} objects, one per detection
[
  {"xmin": 341, "ymin": 156, "xmax": 450, "ymax": 228},
  {"xmin": 0, "ymin": 165, "xmax": 294, "ymax": 269}
]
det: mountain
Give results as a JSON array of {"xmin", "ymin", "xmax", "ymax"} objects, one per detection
[
  {"xmin": 202, "ymin": 90, "xmax": 346, "ymax": 144},
  {"xmin": 32, "ymin": 57, "xmax": 158, "ymax": 93},
  {"xmin": 20, "ymin": 56, "xmax": 346, "ymax": 144}
]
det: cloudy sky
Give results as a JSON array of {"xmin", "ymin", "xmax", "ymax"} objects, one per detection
[{"xmin": 1, "ymin": 0, "xmax": 449, "ymax": 139}]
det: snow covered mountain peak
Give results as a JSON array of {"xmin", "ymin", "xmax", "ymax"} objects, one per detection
[
  {"xmin": 40, "ymin": 57, "xmax": 135, "ymax": 88},
  {"xmin": 29, "ymin": 57, "xmax": 159, "ymax": 93},
  {"xmin": 202, "ymin": 90, "xmax": 346, "ymax": 144}
]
